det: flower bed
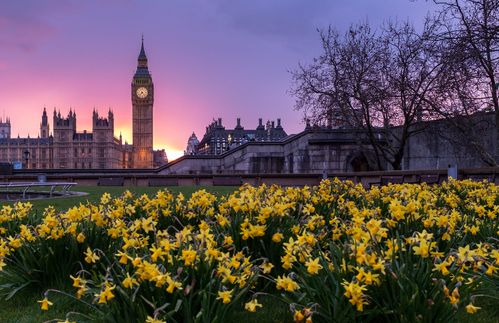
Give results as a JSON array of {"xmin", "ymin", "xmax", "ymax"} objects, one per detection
[{"xmin": 0, "ymin": 179, "xmax": 498, "ymax": 322}]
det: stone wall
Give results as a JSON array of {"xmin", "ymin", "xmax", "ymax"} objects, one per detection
[
  {"xmin": 162, "ymin": 113, "xmax": 498, "ymax": 175},
  {"xmin": 160, "ymin": 130, "xmax": 379, "ymax": 174},
  {"xmin": 402, "ymin": 113, "xmax": 497, "ymax": 170}
]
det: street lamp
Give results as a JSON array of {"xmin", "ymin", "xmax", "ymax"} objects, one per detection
[{"xmin": 23, "ymin": 150, "xmax": 30, "ymax": 169}]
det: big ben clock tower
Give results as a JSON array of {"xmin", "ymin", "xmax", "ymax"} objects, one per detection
[{"xmin": 132, "ymin": 37, "xmax": 154, "ymax": 168}]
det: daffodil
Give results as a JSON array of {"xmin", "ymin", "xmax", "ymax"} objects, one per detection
[
  {"xmin": 145, "ymin": 315, "xmax": 166, "ymax": 323},
  {"xmin": 260, "ymin": 262, "xmax": 274, "ymax": 274},
  {"xmin": 122, "ymin": 273, "xmax": 138, "ymax": 289},
  {"xmin": 37, "ymin": 297, "xmax": 53, "ymax": 311},
  {"xmin": 216, "ymin": 289, "xmax": 233, "ymax": 304},
  {"xmin": 305, "ymin": 257, "xmax": 322, "ymax": 275},
  {"xmin": 272, "ymin": 233, "xmax": 284, "ymax": 243},
  {"xmin": 84, "ymin": 247, "xmax": 100, "ymax": 264},
  {"xmin": 95, "ymin": 282, "xmax": 116, "ymax": 304},
  {"xmin": 244, "ymin": 299, "xmax": 263, "ymax": 312},
  {"xmin": 465, "ymin": 303, "xmax": 481, "ymax": 314}
]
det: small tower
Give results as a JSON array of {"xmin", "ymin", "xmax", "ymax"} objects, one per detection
[
  {"xmin": 40, "ymin": 107, "xmax": 50, "ymax": 138},
  {"xmin": 53, "ymin": 109, "xmax": 76, "ymax": 135},
  {"xmin": 92, "ymin": 109, "xmax": 114, "ymax": 140},
  {"xmin": 0, "ymin": 116, "xmax": 11, "ymax": 139},
  {"xmin": 52, "ymin": 109, "xmax": 77, "ymax": 169},
  {"xmin": 185, "ymin": 132, "xmax": 199, "ymax": 155}
]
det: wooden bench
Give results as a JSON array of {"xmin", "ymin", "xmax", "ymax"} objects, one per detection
[
  {"xmin": 381, "ymin": 176, "xmax": 404, "ymax": 186},
  {"xmin": 420, "ymin": 174, "xmax": 440, "ymax": 184},
  {"xmin": 98, "ymin": 177, "xmax": 124, "ymax": 186},
  {"xmin": 466, "ymin": 174, "xmax": 495, "ymax": 182},
  {"xmin": 148, "ymin": 177, "xmax": 179, "ymax": 187},
  {"xmin": 212, "ymin": 176, "xmax": 242, "ymax": 186},
  {"xmin": 403, "ymin": 175, "xmax": 420, "ymax": 184}
]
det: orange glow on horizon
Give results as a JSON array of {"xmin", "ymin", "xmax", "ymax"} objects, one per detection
[{"xmin": 115, "ymin": 127, "xmax": 184, "ymax": 162}]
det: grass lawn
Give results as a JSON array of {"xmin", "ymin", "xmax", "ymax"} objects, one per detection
[
  {"xmin": 0, "ymin": 288, "xmax": 293, "ymax": 323},
  {"xmin": 2, "ymin": 185, "xmax": 237, "ymax": 215}
]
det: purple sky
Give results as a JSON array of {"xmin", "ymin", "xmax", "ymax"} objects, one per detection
[{"xmin": 0, "ymin": 0, "xmax": 437, "ymax": 159}]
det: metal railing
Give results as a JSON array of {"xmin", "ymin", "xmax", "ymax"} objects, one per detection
[{"xmin": 0, "ymin": 182, "xmax": 77, "ymax": 199}]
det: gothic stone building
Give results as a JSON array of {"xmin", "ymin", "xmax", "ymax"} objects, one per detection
[
  {"xmin": 193, "ymin": 118, "xmax": 287, "ymax": 155},
  {"xmin": 0, "ymin": 108, "xmax": 122, "ymax": 169},
  {"xmin": 52, "ymin": 109, "xmax": 122, "ymax": 169},
  {"xmin": 0, "ymin": 39, "xmax": 159, "ymax": 169}
]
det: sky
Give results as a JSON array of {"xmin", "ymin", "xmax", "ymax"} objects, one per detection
[{"xmin": 0, "ymin": 0, "xmax": 438, "ymax": 160}]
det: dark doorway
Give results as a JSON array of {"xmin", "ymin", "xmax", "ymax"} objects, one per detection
[{"xmin": 350, "ymin": 155, "xmax": 369, "ymax": 172}]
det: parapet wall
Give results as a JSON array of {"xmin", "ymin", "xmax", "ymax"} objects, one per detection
[
  {"xmin": 2, "ymin": 167, "xmax": 499, "ymax": 188},
  {"xmin": 162, "ymin": 129, "xmax": 378, "ymax": 174}
]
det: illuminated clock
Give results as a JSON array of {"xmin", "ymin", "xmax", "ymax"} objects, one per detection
[{"xmin": 136, "ymin": 87, "xmax": 148, "ymax": 98}]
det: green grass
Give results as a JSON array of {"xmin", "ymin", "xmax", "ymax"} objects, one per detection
[
  {"xmin": 2, "ymin": 185, "xmax": 237, "ymax": 214},
  {"xmin": 0, "ymin": 286, "xmax": 292, "ymax": 323},
  {"xmin": 0, "ymin": 287, "xmax": 93, "ymax": 323}
]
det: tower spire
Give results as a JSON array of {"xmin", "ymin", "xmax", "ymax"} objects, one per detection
[
  {"xmin": 136, "ymin": 35, "xmax": 149, "ymax": 73},
  {"xmin": 138, "ymin": 35, "xmax": 147, "ymax": 60}
]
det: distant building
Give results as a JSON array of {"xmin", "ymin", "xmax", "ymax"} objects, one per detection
[
  {"xmin": 0, "ymin": 117, "xmax": 11, "ymax": 139},
  {"xmin": 153, "ymin": 149, "xmax": 168, "ymax": 167},
  {"xmin": 184, "ymin": 132, "xmax": 199, "ymax": 155},
  {"xmin": 195, "ymin": 118, "xmax": 287, "ymax": 155},
  {"xmin": 0, "ymin": 38, "xmax": 162, "ymax": 169},
  {"xmin": 0, "ymin": 108, "xmax": 122, "ymax": 169},
  {"xmin": 52, "ymin": 108, "xmax": 123, "ymax": 169}
]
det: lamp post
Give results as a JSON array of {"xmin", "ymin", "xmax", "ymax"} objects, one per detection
[
  {"xmin": 227, "ymin": 134, "xmax": 232, "ymax": 151},
  {"xmin": 23, "ymin": 150, "xmax": 30, "ymax": 169}
]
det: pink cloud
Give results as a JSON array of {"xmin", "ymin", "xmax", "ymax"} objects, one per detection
[
  {"xmin": 0, "ymin": 1, "xmax": 78, "ymax": 53},
  {"xmin": 0, "ymin": 15, "xmax": 56, "ymax": 52}
]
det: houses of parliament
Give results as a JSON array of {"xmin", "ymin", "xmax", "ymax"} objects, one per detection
[{"xmin": 0, "ymin": 39, "xmax": 165, "ymax": 169}]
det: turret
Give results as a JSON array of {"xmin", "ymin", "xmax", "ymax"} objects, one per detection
[
  {"xmin": 135, "ymin": 36, "xmax": 150, "ymax": 77},
  {"xmin": 40, "ymin": 107, "xmax": 50, "ymax": 138},
  {"xmin": 0, "ymin": 115, "xmax": 11, "ymax": 139},
  {"xmin": 108, "ymin": 108, "xmax": 114, "ymax": 127}
]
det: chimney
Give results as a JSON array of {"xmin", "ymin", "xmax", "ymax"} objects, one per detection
[
  {"xmin": 271, "ymin": 121, "xmax": 275, "ymax": 128},
  {"xmin": 218, "ymin": 118, "xmax": 222, "ymax": 126},
  {"xmin": 259, "ymin": 118, "xmax": 262, "ymax": 126},
  {"xmin": 277, "ymin": 118, "xmax": 281, "ymax": 127},
  {"xmin": 237, "ymin": 118, "xmax": 241, "ymax": 127}
]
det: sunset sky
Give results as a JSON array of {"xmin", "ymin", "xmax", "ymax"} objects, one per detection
[{"xmin": 0, "ymin": 0, "xmax": 437, "ymax": 160}]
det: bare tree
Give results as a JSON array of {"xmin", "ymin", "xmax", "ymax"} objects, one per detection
[
  {"xmin": 429, "ymin": 0, "xmax": 499, "ymax": 165},
  {"xmin": 291, "ymin": 20, "xmax": 442, "ymax": 170}
]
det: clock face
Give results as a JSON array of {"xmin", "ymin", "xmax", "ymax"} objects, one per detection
[{"xmin": 136, "ymin": 87, "xmax": 148, "ymax": 98}]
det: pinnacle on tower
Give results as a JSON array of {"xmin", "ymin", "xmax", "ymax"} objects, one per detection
[{"xmin": 139, "ymin": 34, "xmax": 147, "ymax": 60}]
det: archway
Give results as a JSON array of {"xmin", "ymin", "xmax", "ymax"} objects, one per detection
[
  {"xmin": 350, "ymin": 154, "xmax": 369, "ymax": 172},
  {"xmin": 345, "ymin": 150, "xmax": 379, "ymax": 172}
]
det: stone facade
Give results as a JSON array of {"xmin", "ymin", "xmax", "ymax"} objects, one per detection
[
  {"xmin": 52, "ymin": 109, "xmax": 122, "ymax": 169},
  {"xmin": 401, "ymin": 112, "xmax": 498, "ymax": 170},
  {"xmin": 163, "ymin": 112, "xmax": 497, "ymax": 175},
  {"xmin": 162, "ymin": 128, "xmax": 380, "ymax": 174},
  {"xmin": 0, "ymin": 108, "xmax": 122, "ymax": 169},
  {"xmin": 195, "ymin": 118, "xmax": 287, "ymax": 155}
]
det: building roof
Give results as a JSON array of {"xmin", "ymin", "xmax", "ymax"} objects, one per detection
[
  {"xmin": 73, "ymin": 132, "xmax": 93, "ymax": 141},
  {"xmin": 0, "ymin": 137, "xmax": 52, "ymax": 145}
]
